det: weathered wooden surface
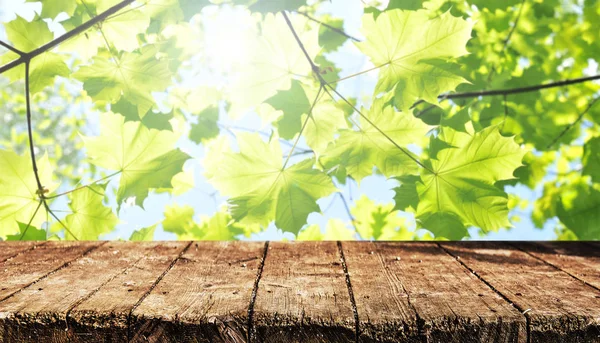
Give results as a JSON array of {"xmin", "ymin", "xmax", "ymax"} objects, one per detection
[{"xmin": 0, "ymin": 241, "xmax": 599, "ymax": 343}]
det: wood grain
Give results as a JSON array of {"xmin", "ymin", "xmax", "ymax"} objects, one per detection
[
  {"xmin": 0, "ymin": 241, "xmax": 101, "ymax": 301},
  {"xmin": 1, "ymin": 241, "xmax": 600, "ymax": 343},
  {"xmin": 0, "ymin": 242, "xmax": 40, "ymax": 263},
  {"xmin": 252, "ymin": 241, "xmax": 355, "ymax": 343},
  {"xmin": 514, "ymin": 242, "xmax": 600, "ymax": 290},
  {"xmin": 0, "ymin": 241, "xmax": 160, "ymax": 342},
  {"xmin": 441, "ymin": 241, "xmax": 600, "ymax": 343},
  {"xmin": 68, "ymin": 241, "xmax": 190, "ymax": 342},
  {"xmin": 343, "ymin": 242, "xmax": 526, "ymax": 342},
  {"xmin": 130, "ymin": 241, "xmax": 266, "ymax": 343}
]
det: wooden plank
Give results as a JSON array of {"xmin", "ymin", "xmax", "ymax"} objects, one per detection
[
  {"xmin": 515, "ymin": 242, "xmax": 600, "ymax": 290},
  {"xmin": 252, "ymin": 241, "xmax": 355, "ymax": 343},
  {"xmin": 441, "ymin": 242, "xmax": 600, "ymax": 343},
  {"xmin": 0, "ymin": 241, "xmax": 164, "ymax": 342},
  {"xmin": 0, "ymin": 241, "xmax": 101, "ymax": 301},
  {"xmin": 130, "ymin": 241, "xmax": 266, "ymax": 343},
  {"xmin": 0, "ymin": 242, "xmax": 40, "ymax": 263},
  {"xmin": 343, "ymin": 242, "xmax": 526, "ymax": 343},
  {"xmin": 340, "ymin": 241, "xmax": 418, "ymax": 342},
  {"xmin": 68, "ymin": 241, "xmax": 190, "ymax": 342}
]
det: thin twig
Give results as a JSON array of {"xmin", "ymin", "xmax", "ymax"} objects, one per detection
[
  {"xmin": 0, "ymin": 40, "xmax": 25, "ymax": 56},
  {"xmin": 0, "ymin": 0, "xmax": 135, "ymax": 74},
  {"xmin": 546, "ymin": 97, "xmax": 600, "ymax": 148},
  {"xmin": 336, "ymin": 192, "xmax": 363, "ymax": 240},
  {"xmin": 282, "ymin": 10, "xmax": 431, "ymax": 173},
  {"xmin": 295, "ymin": 11, "xmax": 361, "ymax": 42},
  {"xmin": 326, "ymin": 84, "xmax": 434, "ymax": 173},
  {"xmin": 43, "ymin": 201, "xmax": 79, "ymax": 240},
  {"xmin": 24, "ymin": 62, "xmax": 44, "ymax": 194},
  {"xmin": 45, "ymin": 171, "xmax": 121, "ymax": 199},
  {"xmin": 281, "ymin": 86, "xmax": 323, "ymax": 170},
  {"xmin": 503, "ymin": 0, "xmax": 526, "ymax": 47},
  {"xmin": 446, "ymin": 74, "xmax": 600, "ymax": 99},
  {"xmin": 281, "ymin": 11, "xmax": 327, "ymax": 86},
  {"xmin": 19, "ymin": 200, "xmax": 43, "ymax": 240},
  {"xmin": 500, "ymin": 94, "xmax": 509, "ymax": 133}
]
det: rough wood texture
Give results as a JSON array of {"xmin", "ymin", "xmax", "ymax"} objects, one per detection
[
  {"xmin": 342, "ymin": 242, "xmax": 526, "ymax": 343},
  {"xmin": 0, "ymin": 242, "xmax": 39, "ymax": 263},
  {"xmin": 440, "ymin": 242, "xmax": 600, "ymax": 343},
  {"xmin": 1, "ymin": 241, "xmax": 599, "ymax": 343},
  {"xmin": 131, "ymin": 241, "xmax": 265, "ymax": 343},
  {"xmin": 252, "ymin": 241, "xmax": 355, "ymax": 343}
]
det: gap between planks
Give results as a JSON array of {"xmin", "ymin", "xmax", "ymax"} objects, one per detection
[
  {"xmin": 125, "ymin": 241, "xmax": 194, "ymax": 341},
  {"xmin": 437, "ymin": 242, "xmax": 533, "ymax": 343},
  {"xmin": 0, "ymin": 241, "xmax": 106, "ymax": 304},
  {"xmin": 507, "ymin": 242, "xmax": 600, "ymax": 294},
  {"xmin": 3, "ymin": 241, "xmax": 597, "ymax": 343}
]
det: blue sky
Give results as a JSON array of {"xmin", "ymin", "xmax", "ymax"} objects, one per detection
[{"xmin": 0, "ymin": 1, "xmax": 560, "ymax": 240}]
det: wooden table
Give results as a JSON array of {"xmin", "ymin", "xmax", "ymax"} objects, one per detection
[{"xmin": 0, "ymin": 241, "xmax": 598, "ymax": 342}]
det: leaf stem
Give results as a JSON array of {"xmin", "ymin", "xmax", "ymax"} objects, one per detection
[
  {"xmin": 45, "ymin": 171, "xmax": 122, "ymax": 199},
  {"xmin": 19, "ymin": 200, "xmax": 43, "ymax": 240},
  {"xmin": 295, "ymin": 11, "xmax": 361, "ymax": 42},
  {"xmin": 326, "ymin": 83, "xmax": 434, "ymax": 174},
  {"xmin": 0, "ymin": 39, "xmax": 25, "ymax": 56},
  {"xmin": 546, "ymin": 97, "xmax": 600, "ymax": 148},
  {"xmin": 281, "ymin": 11, "xmax": 327, "ymax": 86},
  {"xmin": 0, "ymin": 0, "xmax": 135, "ymax": 75},
  {"xmin": 281, "ymin": 86, "xmax": 323, "ymax": 170}
]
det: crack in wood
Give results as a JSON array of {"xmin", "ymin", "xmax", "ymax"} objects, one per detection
[
  {"xmin": 120, "ymin": 241, "xmax": 193, "ymax": 341},
  {"xmin": 247, "ymin": 241, "xmax": 269, "ymax": 343},
  {"xmin": 0, "ymin": 242, "xmax": 46, "ymax": 264},
  {"xmin": 509, "ymin": 242, "xmax": 600, "ymax": 294},
  {"xmin": 437, "ymin": 243, "xmax": 532, "ymax": 343},
  {"xmin": 0, "ymin": 241, "xmax": 106, "ymax": 304},
  {"xmin": 337, "ymin": 241, "xmax": 360, "ymax": 343}
]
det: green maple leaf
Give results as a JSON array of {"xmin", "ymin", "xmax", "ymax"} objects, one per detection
[
  {"xmin": 351, "ymin": 195, "xmax": 413, "ymax": 240},
  {"xmin": 6, "ymin": 222, "xmax": 47, "ymax": 241},
  {"xmin": 247, "ymin": 0, "xmax": 305, "ymax": 13},
  {"xmin": 0, "ymin": 150, "xmax": 57, "ymax": 238},
  {"xmin": 63, "ymin": 184, "xmax": 118, "ymax": 240},
  {"xmin": 419, "ymin": 212, "xmax": 467, "ymax": 240},
  {"xmin": 318, "ymin": 15, "xmax": 347, "ymax": 52},
  {"xmin": 583, "ymin": 137, "xmax": 600, "ymax": 183},
  {"xmin": 393, "ymin": 174, "xmax": 420, "ymax": 212},
  {"xmin": 229, "ymin": 13, "xmax": 320, "ymax": 116},
  {"xmin": 189, "ymin": 106, "xmax": 220, "ymax": 144},
  {"xmin": 83, "ymin": 112, "xmax": 190, "ymax": 208},
  {"xmin": 204, "ymin": 133, "xmax": 336, "ymax": 235},
  {"xmin": 162, "ymin": 205, "xmax": 258, "ymax": 240},
  {"xmin": 356, "ymin": 9, "xmax": 473, "ymax": 111},
  {"xmin": 1, "ymin": 16, "xmax": 70, "ymax": 94},
  {"xmin": 74, "ymin": 45, "xmax": 172, "ymax": 115},
  {"xmin": 263, "ymin": 81, "xmax": 347, "ymax": 155},
  {"xmin": 130, "ymin": 224, "xmax": 157, "ymax": 241},
  {"xmin": 417, "ymin": 126, "xmax": 525, "ymax": 233},
  {"xmin": 321, "ymin": 97, "xmax": 430, "ymax": 182},
  {"xmin": 557, "ymin": 182, "xmax": 600, "ymax": 240},
  {"xmin": 96, "ymin": 0, "xmax": 150, "ymax": 52},
  {"xmin": 297, "ymin": 219, "xmax": 356, "ymax": 240},
  {"xmin": 162, "ymin": 204, "xmax": 197, "ymax": 236},
  {"xmin": 28, "ymin": 0, "xmax": 77, "ymax": 18},
  {"xmin": 267, "ymin": 80, "xmax": 311, "ymax": 140}
]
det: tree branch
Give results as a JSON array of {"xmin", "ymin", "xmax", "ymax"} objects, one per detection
[
  {"xmin": 281, "ymin": 11, "xmax": 327, "ymax": 86},
  {"xmin": 0, "ymin": 0, "xmax": 135, "ymax": 74},
  {"xmin": 24, "ymin": 62, "xmax": 44, "ymax": 194},
  {"xmin": 295, "ymin": 11, "xmax": 361, "ymax": 42},
  {"xmin": 0, "ymin": 40, "xmax": 25, "ymax": 56},
  {"xmin": 546, "ymin": 97, "xmax": 600, "ymax": 149},
  {"xmin": 445, "ymin": 74, "xmax": 600, "ymax": 100}
]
